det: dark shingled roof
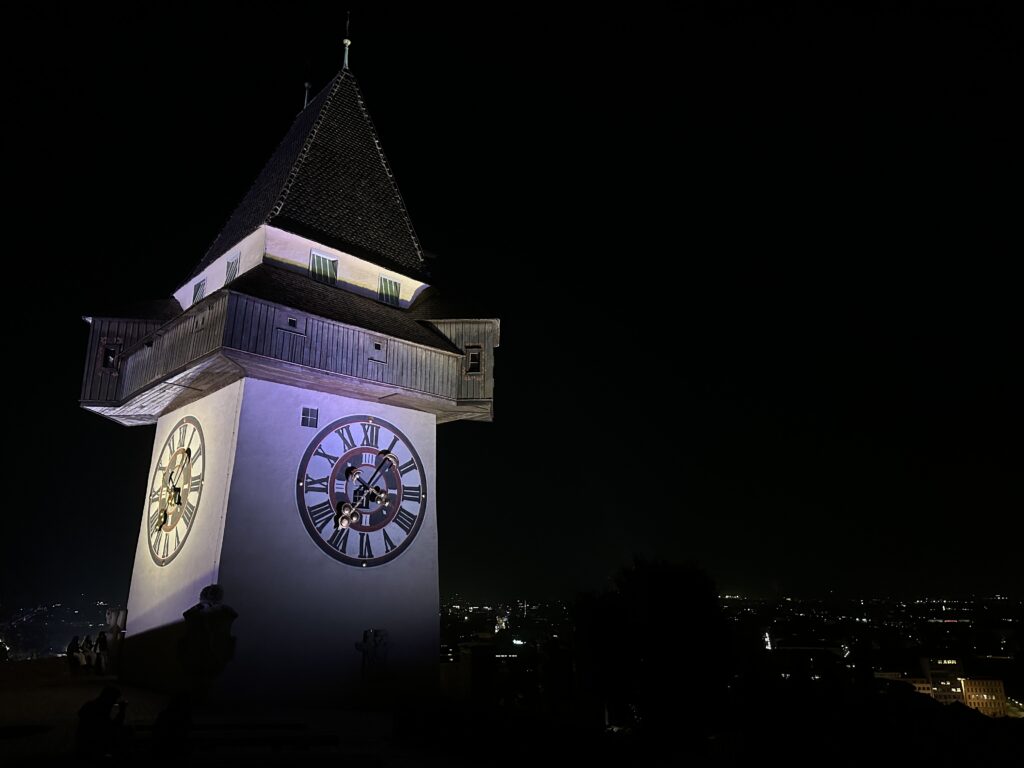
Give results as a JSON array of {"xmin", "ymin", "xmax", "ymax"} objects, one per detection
[
  {"xmin": 192, "ymin": 70, "xmax": 428, "ymax": 282},
  {"xmin": 227, "ymin": 264, "xmax": 461, "ymax": 354}
]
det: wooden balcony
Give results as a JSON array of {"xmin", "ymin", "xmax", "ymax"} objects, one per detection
[{"xmin": 82, "ymin": 290, "xmax": 495, "ymax": 426}]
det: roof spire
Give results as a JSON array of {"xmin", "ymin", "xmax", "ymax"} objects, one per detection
[
  {"xmin": 303, "ymin": 81, "xmax": 311, "ymax": 109},
  {"xmin": 343, "ymin": 11, "xmax": 352, "ymax": 71}
]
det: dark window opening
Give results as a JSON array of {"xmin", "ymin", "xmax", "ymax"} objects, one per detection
[
  {"xmin": 374, "ymin": 342, "xmax": 382, "ymax": 351},
  {"xmin": 102, "ymin": 345, "xmax": 120, "ymax": 369},
  {"xmin": 466, "ymin": 345, "xmax": 482, "ymax": 374},
  {"xmin": 301, "ymin": 407, "xmax": 319, "ymax": 428},
  {"xmin": 288, "ymin": 317, "xmax": 298, "ymax": 329}
]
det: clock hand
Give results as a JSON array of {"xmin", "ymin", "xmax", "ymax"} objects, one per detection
[
  {"xmin": 159, "ymin": 449, "xmax": 193, "ymax": 528},
  {"xmin": 347, "ymin": 467, "xmax": 390, "ymax": 504},
  {"xmin": 355, "ymin": 475, "xmax": 389, "ymax": 504},
  {"xmin": 169, "ymin": 448, "xmax": 191, "ymax": 489},
  {"xmin": 364, "ymin": 452, "xmax": 399, "ymax": 490}
]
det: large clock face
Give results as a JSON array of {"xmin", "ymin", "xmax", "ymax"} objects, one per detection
[
  {"xmin": 147, "ymin": 416, "xmax": 205, "ymax": 566},
  {"xmin": 296, "ymin": 415, "xmax": 428, "ymax": 567}
]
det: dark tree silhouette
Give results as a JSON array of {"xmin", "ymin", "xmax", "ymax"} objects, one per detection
[{"xmin": 574, "ymin": 556, "xmax": 731, "ymax": 748}]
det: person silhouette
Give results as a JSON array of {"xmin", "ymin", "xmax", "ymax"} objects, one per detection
[
  {"xmin": 66, "ymin": 636, "xmax": 83, "ymax": 674},
  {"xmin": 178, "ymin": 584, "xmax": 238, "ymax": 693},
  {"xmin": 95, "ymin": 631, "xmax": 110, "ymax": 674},
  {"xmin": 76, "ymin": 685, "xmax": 127, "ymax": 757}
]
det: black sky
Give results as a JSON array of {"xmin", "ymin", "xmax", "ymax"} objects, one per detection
[{"xmin": 3, "ymin": 6, "xmax": 1020, "ymax": 611}]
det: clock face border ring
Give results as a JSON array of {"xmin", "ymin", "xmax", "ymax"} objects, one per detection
[
  {"xmin": 148, "ymin": 415, "xmax": 205, "ymax": 567},
  {"xmin": 295, "ymin": 415, "xmax": 428, "ymax": 567}
]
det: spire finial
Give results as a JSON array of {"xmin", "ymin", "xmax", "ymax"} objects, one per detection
[
  {"xmin": 343, "ymin": 11, "xmax": 352, "ymax": 71},
  {"xmin": 303, "ymin": 81, "xmax": 311, "ymax": 109}
]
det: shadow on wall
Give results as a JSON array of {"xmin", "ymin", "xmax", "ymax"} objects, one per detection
[{"xmin": 119, "ymin": 585, "xmax": 237, "ymax": 697}]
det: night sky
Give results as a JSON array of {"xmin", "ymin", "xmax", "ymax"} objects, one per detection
[{"xmin": 3, "ymin": 7, "xmax": 1019, "ymax": 611}]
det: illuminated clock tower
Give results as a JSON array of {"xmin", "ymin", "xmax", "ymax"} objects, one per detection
[{"xmin": 79, "ymin": 48, "xmax": 498, "ymax": 703}]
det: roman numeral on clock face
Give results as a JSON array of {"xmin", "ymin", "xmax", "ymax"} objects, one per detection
[
  {"xmin": 336, "ymin": 425, "xmax": 356, "ymax": 451},
  {"xmin": 304, "ymin": 475, "xmax": 329, "ymax": 494},
  {"xmin": 182, "ymin": 501, "xmax": 198, "ymax": 528},
  {"xmin": 189, "ymin": 477, "xmax": 203, "ymax": 494},
  {"xmin": 360, "ymin": 423, "xmax": 380, "ymax": 448},
  {"xmin": 309, "ymin": 501, "xmax": 335, "ymax": 532},
  {"xmin": 178, "ymin": 425, "xmax": 188, "ymax": 448},
  {"xmin": 328, "ymin": 528, "xmax": 349, "ymax": 553},
  {"xmin": 402, "ymin": 485, "xmax": 422, "ymax": 504},
  {"xmin": 383, "ymin": 528, "xmax": 397, "ymax": 553},
  {"xmin": 394, "ymin": 507, "xmax": 417, "ymax": 534},
  {"xmin": 359, "ymin": 532, "xmax": 374, "ymax": 559},
  {"xmin": 398, "ymin": 459, "xmax": 417, "ymax": 476},
  {"xmin": 314, "ymin": 445, "xmax": 338, "ymax": 465}
]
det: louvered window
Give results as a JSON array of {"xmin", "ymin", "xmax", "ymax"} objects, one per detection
[
  {"xmin": 310, "ymin": 252, "xmax": 338, "ymax": 285},
  {"xmin": 378, "ymin": 276, "xmax": 400, "ymax": 306},
  {"xmin": 192, "ymin": 279, "xmax": 207, "ymax": 304},
  {"xmin": 226, "ymin": 255, "xmax": 240, "ymax": 283}
]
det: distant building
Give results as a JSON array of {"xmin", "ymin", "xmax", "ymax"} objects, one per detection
[
  {"xmin": 926, "ymin": 658, "xmax": 965, "ymax": 705},
  {"xmin": 875, "ymin": 658, "xmax": 1008, "ymax": 718},
  {"xmin": 960, "ymin": 678, "xmax": 1008, "ymax": 718}
]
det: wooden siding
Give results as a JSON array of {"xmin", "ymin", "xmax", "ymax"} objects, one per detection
[
  {"xmin": 223, "ymin": 293, "xmax": 462, "ymax": 401},
  {"xmin": 80, "ymin": 318, "xmax": 163, "ymax": 403},
  {"xmin": 82, "ymin": 290, "xmax": 494, "ymax": 425},
  {"xmin": 112, "ymin": 293, "xmax": 229, "ymax": 403},
  {"xmin": 429, "ymin": 320, "xmax": 499, "ymax": 401}
]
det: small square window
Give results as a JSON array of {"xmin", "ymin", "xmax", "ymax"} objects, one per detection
[
  {"xmin": 378, "ymin": 275, "xmax": 401, "ymax": 306},
  {"xmin": 101, "ymin": 345, "xmax": 120, "ymax": 369},
  {"xmin": 226, "ymin": 256, "xmax": 240, "ymax": 283},
  {"xmin": 301, "ymin": 407, "xmax": 319, "ymax": 428},
  {"xmin": 288, "ymin": 317, "xmax": 298, "ymax": 329},
  {"xmin": 310, "ymin": 252, "xmax": 338, "ymax": 285},
  {"xmin": 466, "ymin": 345, "xmax": 482, "ymax": 374},
  {"xmin": 192, "ymin": 279, "xmax": 207, "ymax": 304}
]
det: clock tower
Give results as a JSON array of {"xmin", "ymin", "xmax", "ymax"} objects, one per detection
[{"xmin": 79, "ymin": 54, "xmax": 498, "ymax": 704}]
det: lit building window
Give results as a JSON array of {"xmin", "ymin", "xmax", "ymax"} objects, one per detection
[
  {"xmin": 378, "ymin": 275, "xmax": 400, "ymax": 306},
  {"xmin": 310, "ymin": 252, "xmax": 338, "ymax": 285},
  {"xmin": 301, "ymin": 407, "xmax": 318, "ymax": 428}
]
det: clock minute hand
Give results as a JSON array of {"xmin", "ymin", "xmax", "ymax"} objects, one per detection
[{"xmin": 364, "ymin": 452, "xmax": 399, "ymax": 489}]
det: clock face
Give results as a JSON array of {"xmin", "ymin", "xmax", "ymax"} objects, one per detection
[
  {"xmin": 147, "ymin": 416, "xmax": 205, "ymax": 566},
  {"xmin": 296, "ymin": 415, "xmax": 428, "ymax": 567}
]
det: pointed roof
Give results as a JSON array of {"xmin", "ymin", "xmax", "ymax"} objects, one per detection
[{"xmin": 191, "ymin": 70, "xmax": 428, "ymax": 281}]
